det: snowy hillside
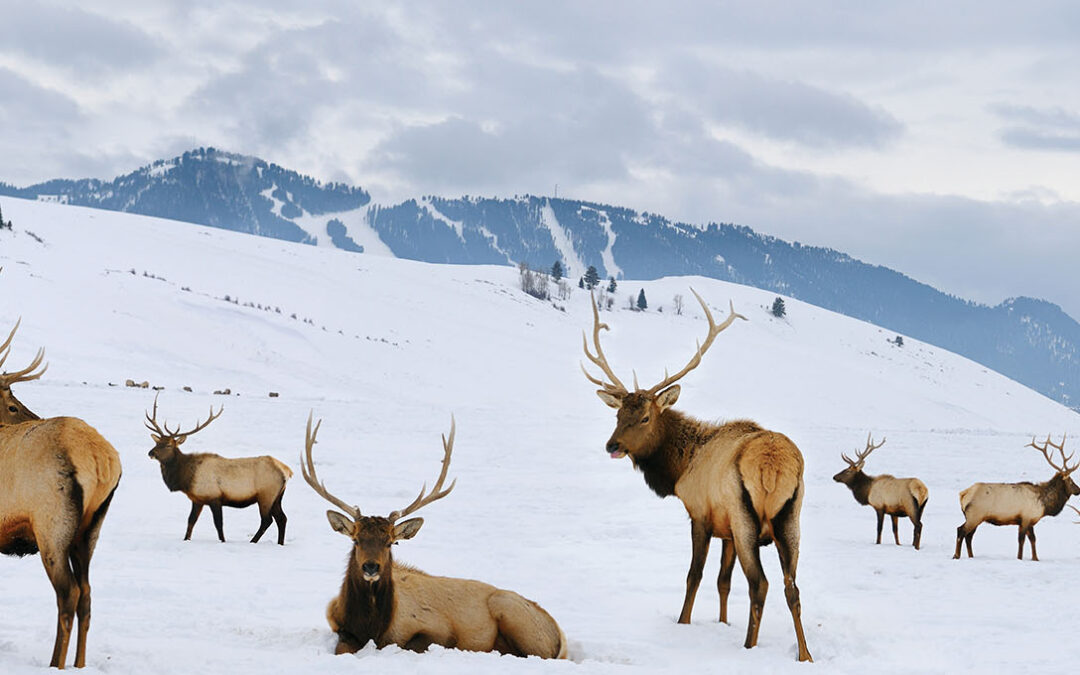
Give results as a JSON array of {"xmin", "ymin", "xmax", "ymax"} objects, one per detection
[{"xmin": 1, "ymin": 196, "xmax": 1078, "ymax": 673}]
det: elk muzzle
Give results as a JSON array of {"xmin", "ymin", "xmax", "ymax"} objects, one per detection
[
  {"xmin": 606, "ymin": 438, "xmax": 627, "ymax": 459},
  {"xmin": 361, "ymin": 561, "xmax": 381, "ymax": 582}
]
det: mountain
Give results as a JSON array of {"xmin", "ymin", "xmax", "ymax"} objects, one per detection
[
  {"xmin": 2, "ymin": 148, "xmax": 1077, "ymax": 410},
  {"xmin": 0, "ymin": 196, "xmax": 1078, "ymax": 673}
]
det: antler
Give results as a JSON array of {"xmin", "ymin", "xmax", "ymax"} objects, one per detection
[
  {"xmin": 1027, "ymin": 433, "xmax": 1077, "ymax": 475},
  {"xmin": 300, "ymin": 412, "xmax": 362, "ymax": 520},
  {"xmin": 643, "ymin": 289, "xmax": 746, "ymax": 395},
  {"xmin": 0, "ymin": 318, "xmax": 48, "ymax": 387},
  {"xmin": 581, "ymin": 293, "xmax": 629, "ymax": 396},
  {"xmin": 842, "ymin": 433, "xmax": 886, "ymax": 467},
  {"xmin": 388, "ymin": 416, "xmax": 458, "ymax": 523},
  {"xmin": 1068, "ymin": 503, "xmax": 1080, "ymax": 524},
  {"xmin": 144, "ymin": 392, "xmax": 223, "ymax": 439}
]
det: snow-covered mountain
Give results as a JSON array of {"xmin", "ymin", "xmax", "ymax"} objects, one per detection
[
  {"xmin": 1, "ymin": 198, "xmax": 1078, "ymax": 673},
  {"xmin": 3, "ymin": 148, "xmax": 1077, "ymax": 411}
]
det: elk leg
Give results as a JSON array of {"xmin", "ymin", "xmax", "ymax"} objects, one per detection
[
  {"xmin": 250, "ymin": 499, "xmax": 273, "ymax": 544},
  {"xmin": 271, "ymin": 490, "xmax": 287, "ymax": 546},
  {"xmin": 209, "ymin": 503, "xmax": 226, "ymax": 542},
  {"xmin": 69, "ymin": 485, "xmax": 115, "ymax": 669},
  {"xmin": 772, "ymin": 493, "xmax": 813, "ymax": 662},
  {"xmin": 185, "ymin": 502, "xmax": 204, "ymax": 540},
  {"xmin": 875, "ymin": 509, "xmax": 885, "ymax": 544},
  {"xmin": 733, "ymin": 534, "xmax": 768, "ymax": 651},
  {"xmin": 488, "ymin": 590, "xmax": 564, "ymax": 659},
  {"xmin": 891, "ymin": 514, "xmax": 900, "ymax": 545},
  {"xmin": 678, "ymin": 520, "xmax": 711, "ymax": 624},
  {"xmin": 953, "ymin": 525, "xmax": 965, "ymax": 559},
  {"xmin": 964, "ymin": 527, "xmax": 976, "ymax": 558},
  {"xmin": 41, "ymin": 544, "xmax": 80, "ymax": 668},
  {"xmin": 1027, "ymin": 526, "xmax": 1038, "ymax": 561},
  {"xmin": 912, "ymin": 515, "xmax": 923, "ymax": 550},
  {"xmin": 717, "ymin": 539, "xmax": 736, "ymax": 624}
]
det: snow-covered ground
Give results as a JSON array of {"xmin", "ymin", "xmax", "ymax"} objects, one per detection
[{"xmin": 1, "ymin": 197, "xmax": 1078, "ymax": 673}]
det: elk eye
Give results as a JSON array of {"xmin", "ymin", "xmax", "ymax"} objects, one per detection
[
  {"xmin": 7, "ymin": 406, "xmax": 16, "ymax": 413},
  {"xmin": 640, "ymin": 416, "xmax": 650, "ymax": 424}
]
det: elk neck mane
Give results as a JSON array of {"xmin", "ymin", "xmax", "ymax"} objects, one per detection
[
  {"xmin": 1037, "ymin": 473, "xmax": 1073, "ymax": 516},
  {"xmin": 840, "ymin": 470, "xmax": 874, "ymax": 505},
  {"xmin": 339, "ymin": 552, "xmax": 398, "ymax": 647},
  {"xmin": 634, "ymin": 411, "xmax": 762, "ymax": 498},
  {"xmin": 157, "ymin": 450, "xmax": 203, "ymax": 493}
]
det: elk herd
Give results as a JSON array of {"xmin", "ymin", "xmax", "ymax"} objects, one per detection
[{"xmin": 2, "ymin": 280, "xmax": 1079, "ymax": 668}]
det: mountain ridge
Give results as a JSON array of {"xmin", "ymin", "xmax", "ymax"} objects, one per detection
[{"xmin": 2, "ymin": 147, "xmax": 1077, "ymax": 410}]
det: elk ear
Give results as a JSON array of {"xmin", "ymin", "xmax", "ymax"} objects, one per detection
[
  {"xmin": 392, "ymin": 517, "xmax": 424, "ymax": 541},
  {"xmin": 150, "ymin": 433, "xmax": 162, "ymax": 444},
  {"xmin": 656, "ymin": 385, "xmax": 680, "ymax": 411},
  {"xmin": 175, "ymin": 434, "xmax": 188, "ymax": 446},
  {"xmin": 596, "ymin": 390, "xmax": 623, "ymax": 409},
  {"xmin": 326, "ymin": 510, "xmax": 354, "ymax": 536}
]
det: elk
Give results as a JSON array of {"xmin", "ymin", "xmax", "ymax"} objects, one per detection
[
  {"xmin": 0, "ymin": 324, "xmax": 122, "ymax": 668},
  {"xmin": 0, "ymin": 318, "xmax": 47, "ymax": 423},
  {"xmin": 581, "ymin": 290, "xmax": 812, "ymax": 662},
  {"xmin": 832, "ymin": 434, "xmax": 929, "ymax": 549},
  {"xmin": 954, "ymin": 434, "xmax": 1080, "ymax": 560},
  {"xmin": 145, "ymin": 396, "xmax": 292, "ymax": 544},
  {"xmin": 300, "ymin": 413, "xmax": 567, "ymax": 659}
]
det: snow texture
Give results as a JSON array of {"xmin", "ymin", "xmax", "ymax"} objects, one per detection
[{"xmin": 0, "ymin": 197, "xmax": 1078, "ymax": 673}]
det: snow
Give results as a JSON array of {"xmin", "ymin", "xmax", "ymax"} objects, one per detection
[
  {"xmin": 541, "ymin": 200, "xmax": 586, "ymax": 279},
  {"xmin": 1, "ymin": 196, "xmax": 1079, "ymax": 673},
  {"xmin": 583, "ymin": 206, "xmax": 622, "ymax": 280},
  {"xmin": 422, "ymin": 197, "xmax": 466, "ymax": 243}
]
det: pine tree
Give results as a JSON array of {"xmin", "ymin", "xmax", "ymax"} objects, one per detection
[
  {"xmin": 607, "ymin": 276, "xmax": 617, "ymax": 293},
  {"xmin": 771, "ymin": 297, "xmax": 786, "ymax": 318},
  {"xmin": 584, "ymin": 265, "xmax": 600, "ymax": 290},
  {"xmin": 578, "ymin": 277, "xmax": 584, "ymax": 289},
  {"xmin": 637, "ymin": 288, "xmax": 648, "ymax": 311},
  {"xmin": 551, "ymin": 260, "xmax": 564, "ymax": 282}
]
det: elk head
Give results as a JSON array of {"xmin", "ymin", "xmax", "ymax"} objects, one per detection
[
  {"xmin": 0, "ymin": 319, "xmax": 46, "ymax": 424},
  {"xmin": 581, "ymin": 289, "xmax": 745, "ymax": 461},
  {"xmin": 1028, "ymin": 434, "xmax": 1080, "ymax": 497},
  {"xmin": 301, "ymin": 413, "xmax": 456, "ymax": 583},
  {"xmin": 144, "ymin": 393, "xmax": 223, "ymax": 462},
  {"xmin": 833, "ymin": 433, "xmax": 886, "ymax": 483}
]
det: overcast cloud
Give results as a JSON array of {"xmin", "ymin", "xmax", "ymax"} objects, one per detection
[{"xmin": 2, "ymin": 2, "xmax": 1079, "ymax": 318}]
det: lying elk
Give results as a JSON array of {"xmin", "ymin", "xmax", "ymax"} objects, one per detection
[
  {"xmin": 301, "ymin": 414, "xmax": 567, "ymax": 659},
  {"xmin": 833, "ymin": 434, "xmax": 929, "ymax": 549},
  {"xmin": 954, "ymin": 434, "xmax": 1080, "ymax": 560},
  {"xmin": 145, "ymin": 396, "xmax": 292, "ymax": 544},
  {"xmin": 581, "ymin": 290, "xmax": 812, "ymax": 662},
  {"xmin": 0, "ymin": 323, "xmax": 122, "ymax": 668}
]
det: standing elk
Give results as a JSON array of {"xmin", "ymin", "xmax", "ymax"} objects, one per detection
[
  {"xmin": 145, "ymin": 396, "xmax": 292, "ymax": 544},
  {"xmin": 0, "ymin": 323, "xmax": 122, "ymax": 669},
  {"xmin": 300, "ymin": 414, "xmax": 567, "ymax": 659},
  {"xmin": 954, "ymin": 434, "xmax": 1080, "ymax": 560},
  {"xmin": 833, "ymin": 434, "xmax": 929, "ymax": 549},
  {"xmin": 581, "ymin": 290, "xmax": 812, "ymax": 662}
]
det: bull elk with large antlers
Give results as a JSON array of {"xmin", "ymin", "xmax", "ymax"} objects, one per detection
[
  {"xmin": 581, "ymin": 290, "xmax": 812, "ymax": 662},
  {"xmin": 954, "ymin": 434, "xmax": 1080, "ymax": 560},
  {"xmin": 833, "ymin": 434, "xmax": 929, "ymax": 549},
  {"xmin": 145, "ymin": 396, "xmax": 292, "ymax": 544},
  {"xmin": 0, "ymin": 322, "xmax": 122, "ymax": 668},
  {"xmin": 301, "ymin": 414, "xmax": 567, "ymax": 659}
]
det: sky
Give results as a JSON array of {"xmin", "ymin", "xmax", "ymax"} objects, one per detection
[{"xmin": 2, "ymin": 1, "xmax": 1080, "ymax": 318}]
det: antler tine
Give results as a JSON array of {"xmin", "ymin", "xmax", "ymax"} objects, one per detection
[
  {"xmin": 857, "ymin": 433, "xmax": 886, "ymax": 461},
  {"xmin": 1027, "ymin": 434, "xmax": 1072, "ymax": 473},
  {"xmin": 144, "ymin": 391, "xmax": 166, "ymax": 435},
  {"xmin": 1068, "ymin": 503, "xmax": 1080, "ymax": 524},
  {"xmin": 299, "ymin": 412, "xmax": 361, "ymax": 519},
  {"xmin": 580, "ymin": 292, "xmax": 628, "ymax": 395},
  {"xmin": 645, "ymin": 290, "xmax": 747, "ymax": 395},
  {"xmin": 389, "ymin": 415, "xmax": 459, "ymax": 523},
  {"xmin": 180, "ymin": 404, "xmax": 224, "ymax": 438},
  {"xmin": 0, "ymin": 318, "xmax": 20, "ymax": 358},
  {"xmin": 0, "ymin": 346, "xmax": 48, "ymax": 387}
]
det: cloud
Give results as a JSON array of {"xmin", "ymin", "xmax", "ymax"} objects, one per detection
[
  {"xmin": 662, "ymin": 62, "xmax": 904, "ymax": 149},
  {"xmin": 990, "ymin": 103, "xmax": 1080, "ymax": 152},
  {"xmin": 0, "ymin": 4, "xmax": 161, "ymax": 75}
]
